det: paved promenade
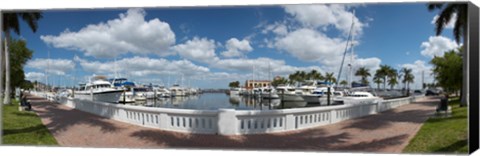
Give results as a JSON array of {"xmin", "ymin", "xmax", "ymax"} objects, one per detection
[{"xmin": 28, "ymin": 95, "xmax": 438, "ymax": 153}]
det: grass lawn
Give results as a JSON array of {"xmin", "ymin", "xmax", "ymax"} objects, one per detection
[
  {"xmin": 2, "ymin": 99, "xmax": 58, "ymax": 145},
  {"xmin": 403, "ymin": 97, "xmax": 468, "ymax": 153}
]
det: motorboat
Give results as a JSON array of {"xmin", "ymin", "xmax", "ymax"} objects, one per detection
[
  {"xmin": 229, "ymin": 87, "xmax": 241, "ymax": 96},
  {"xmin": 132, "ymin": 87, "xmax": 148, "ymax": 101},
  {"xmin": 275, "ymin": 84, "xmax": 296, "ymax": 94},
  {"xmin": 74, "ymin": 76, "xmax": 123, "ymax": 103},
  {"xmin": 259, "ymin": 86, "xmax": 279, "ymax": 99},
  {"xmin": 170, "ymin": 84, "xmax": 186, "ymax": 97},
  {"xmin": 109, "ymin": 78, "xmax": 136, "ymax": 103},
  {"xmin": 153, "ymin": 85, "xmax": 171, "ymax": 98},
  {"xmin": 333, "ymin": 91, "xmax": 382, "ymax": 105},
  {"xmin": 308, "ymin": 86, "xmax": 336, "ymax": 105}
]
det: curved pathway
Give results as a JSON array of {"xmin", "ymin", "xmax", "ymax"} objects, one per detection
[{"xmin": 28, "ymin": 95, "xmax": 438, "ymax": 153}]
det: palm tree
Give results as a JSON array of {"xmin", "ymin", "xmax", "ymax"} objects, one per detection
[
  {"xmin": 339, "ymin": 80, "xmax": 348, "ymax": 88},
  {"xmin": 376, "ymin": 65, "xmax": 391, "ymax": 90},
  {"xmin": 355, "ymin": 67, "xmax": 371, "ymax": 85},
  {"xmin": 388, "ymin": 76, "xmax": 398, "ymax": 90},
  {"xmin": 428, "ymin": 3, "xmax": 467, "ymax": 105},
  {"xmin": 324, "ymin": 72, "xmax": 336, "ymax": 84},
  {"xmin": 373, "ymin": 74, "xmax": 383, "ymax": 90},
  {"xmin": 387, "ymin": 68, "xmax": 398, "ymax": 90},
  {"xmin": 307, "ymin": 69, "xmax": 324, "ymax": 81},
  {"xmin": 401, "ymin": 68, "xmax": 415, "ymax": 96},
  {"xmin": 2, "ymin": 12, "xmax": 43, "ymax": 104}
]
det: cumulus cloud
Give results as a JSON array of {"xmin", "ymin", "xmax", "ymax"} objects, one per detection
[
  {"xmin": 220, "ymin": 38, "xmax": 253, "ymax": 58},
  {"xmin": 26, "ymin": 58, "xmax": 75, "ymax": 75},
  {"xmin": 41, "ymin": 8, "xmax": 176, "ymax": 58},
  {"xmin": 75, "ymin": 56, "xmax": 210, "ymax": 77},
  {"xmin": 431, "ymin": 13, "xmax": 456, "ymax": 29},
  {"xmin": 172, "ymin": 37, "xmax": 219, "ymax": 63},
  {"xmin": 420, "ymin": 36, "xmax": 459, "ymax": 58},
  {"xmin": 400, "ymin": 60, "xmax": 434, "ymax": 89},
  {"xmin": 262, "ymin": 22, "xmax": 289, "ymax": 36},
  {"xmin": 283, "ymin": 4, "xmax": 365, "ymax": 36},
  {"xmin": 212, "ymin": 57, "xmax": 325, "ymax": 79},
  {"xmin": 275, "ymin": 28, "xmax": 348, "ymax": 66},
  {"xmin": 25, "ymin": 72, "xmax": 46, "ymax": 82}
]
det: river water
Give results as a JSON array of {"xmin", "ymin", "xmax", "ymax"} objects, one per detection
[{"xmin": 125, "ymin": 93, "xmax": 322, "ymax": 110}]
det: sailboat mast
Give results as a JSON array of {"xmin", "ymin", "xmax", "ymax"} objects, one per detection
[
  {"xmin": 349, "ymin": 10, "xmax": 356, "ymax": 88},
  {"xmin": 336, "ymin": 10, "xmax": 356, "ymax": 87},
  {"xmin": 268, "ymin": 62, "xmax": 271, "ymax": 87},
  {"xmin": 114, "ymin": 57, "xmax": 118, "ymax": 78}
]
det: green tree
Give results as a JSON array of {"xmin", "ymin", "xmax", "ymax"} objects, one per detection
[
  {"xmin": 2, "ymin": 11, "xmax": 43, "ymax": 104},
  {"xmin": 271, "ymin": 76, "xmax": 288, "ymax": 87},
  {"xmin": 430, "ymin": 49, "xmax": 462, "ymax": 97},
  {"xmin": 228, "ymin": 81, "xmax": 240, "ymax": 88},
  {"xmin": 388, "ymin": 76, "xmax": 398, "ymax": 90},
  {"xmin": 307, "ymin": 69, "xmax": 324, "ymax": 81},
  {"xmin": 355, "ymin": 67, "xmax": 371, "ymax": 85},
  {"xmin": 324, "ymin": 72, "xmax": 336, "ymax": 84},
  {"xmin": 339, "ymin": 80, "xmax": 348, "ymax": 88},
  {"xmin": 387, "ymin": 68, "xmax": 398, "ymax": 89},
  {"xmin": 373, "ymin": 74, "xmax": 383, "ymax": 90},
  {"xmin": 428, "ymin": 3, "xmax": 467, "ymax": 105},
  {"xmin": 400, "ymin": 67, "xmax": 415, "ymax": 95},
  {"xmin": 376, "ymin": 64, "xmax": 393, "ymax": 90},
  {"xmin": 5, "ymin": 38, "xmax": 33, "ymax": 91}
]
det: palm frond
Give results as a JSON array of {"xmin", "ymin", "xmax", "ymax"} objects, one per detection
[{"xmin": 427, "ymin": 3, "xmax": 444, "ymax": 12}]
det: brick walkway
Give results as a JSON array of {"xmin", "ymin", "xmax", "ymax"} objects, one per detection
[{"xmin": 28, "ymin": 95, "xmax": 438, "ymax": 153}]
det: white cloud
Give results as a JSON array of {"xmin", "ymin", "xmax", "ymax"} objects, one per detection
[
  {"xmin": 221, "ymin": 38, "xmax": 253, "ymax": 58},
  {"xmin": 25, "ymin": 72, "xmax": 45, "ymax": 82},
  {"xmin": 420, "ymin": 36, "xmax": 459, "ymax": 58},
  {"xmin": 400, "ymin": 60, "xmax": 434, "ymax": 89},
  {"xmin": 172, "ymin": 37, "xmax": 219, "ymax": 63},
  {"xmin": 40, "ymin": 9, "xmax": 176, "ymax": 58},
  {"xmin": 274, "ymin": 28, "xmax": 348, "ymax": 66},
  {"xmin": 283, "ymin": 4, "xmax": 365, "ymax": 36},
  {"xmin": 212, "ymin": 57, "xmax": 325, "ymax": 79},
  {"xmin": 26, "ymin": 58, "xmax": 75, "ymax": 75},
  {"xmin": 262, "ymin": 22, "xmax": 289, "ymax": 36},
  {"xmin": 431, "ymin": 13, "xmax": 456, "ymax": 29},
  {"xmin": 75, "ymin": 56, "xmax": 210, "ymax": 77}
]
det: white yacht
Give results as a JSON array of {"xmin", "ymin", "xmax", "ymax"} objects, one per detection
[
  {"xmin": 170, "ymin": 84, "xmax": 186, "ymax": 97},
  {"xmin": 333, "ymin": 91, "xmax": 381, "ymax": 105},
  {"xmin": 275, "ymin": 84, "xmax": 296, "ymax": 94},
  {"xmin": 229, "ymin": 87, "xmax": 241, "ymax": 95},
  {"xmin": 309, "ymin": 87, "xmax": 336, "ymax": 105},
  {"xmin": 110, "ymin": 78, "xmax": 136, "ymax": 103},
  {"xmin": 153, "ymin": 85, "xmax": 171, "ymax": 98},
  {"xmin": 259, "ymin": 86, "xmax": 279, "ymax": 99},
  {"xmin": 132, "ymin": 87, "xmax": 148, "ymax": 101},
  {"xmin": 74, "ymin": 76, "xmax": 123, "ymax": 103}
]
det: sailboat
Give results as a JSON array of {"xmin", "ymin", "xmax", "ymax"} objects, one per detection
[{"xmin": 333, "ymin": 10, "xmax": 381, "ymax": 105}]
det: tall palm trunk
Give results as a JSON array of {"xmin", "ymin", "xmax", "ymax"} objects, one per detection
[
  {"xmin": 383, "ymin": 76, "xmax": 387, "ymax": 91},
  {"xmin": 3, "ymin": 31, "xmax": 10, "ymax": 104}
]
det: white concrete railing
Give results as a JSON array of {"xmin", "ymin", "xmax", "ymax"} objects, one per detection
[{"xmin": 31, "ymin": 91, "xmax": 423, "ymax": 135}]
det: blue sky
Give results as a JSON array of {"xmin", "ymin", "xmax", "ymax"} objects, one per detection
[{"xmin": 20, "ymin": 3, "xmax": 461, "ymax": 89}]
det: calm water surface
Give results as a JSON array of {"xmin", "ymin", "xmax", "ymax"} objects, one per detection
[{"xmin": 126, "ymin": 93, "xmax": 317, "ymax": 110}]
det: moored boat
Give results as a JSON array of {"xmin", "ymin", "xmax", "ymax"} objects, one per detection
[{"xmin": 75, "ymin": 76, "xmax": 123, "ymax": 103}]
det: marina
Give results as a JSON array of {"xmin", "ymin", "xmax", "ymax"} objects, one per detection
[{"xmin": 4, "ymin": 2, "xmax": 471, "ymax": 154}]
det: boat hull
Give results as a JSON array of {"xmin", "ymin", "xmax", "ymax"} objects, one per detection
[
  {"xmin": 119, "ymin": 92, "xmax": 135, "ymax": 103},
  {"xmin": 75, "ymin": 90, "xmax": 123, "ymax": 103},
  {"xmin": 261, "ymin": 93, "xmax": 279, "ymax": 99}
]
